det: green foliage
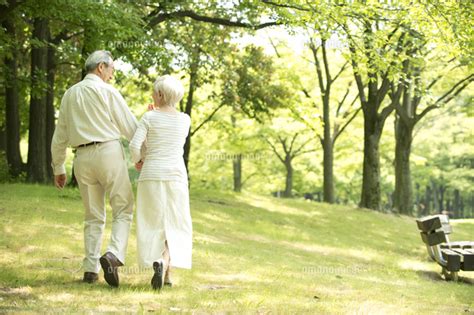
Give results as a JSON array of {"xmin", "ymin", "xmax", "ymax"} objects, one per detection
[
  {"xmin": 220, "ymin": 45, "xmax": 288, "ymax": 121},
  {"xmin": 413, "ymin": 107, "xmax": 474, "ymax": 197},
  {"xmin": 1, "ymin": 0, "xmax": 472, "ymax": 215}
]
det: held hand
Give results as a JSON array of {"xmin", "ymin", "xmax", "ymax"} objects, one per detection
[
  {"xmin": 135, "ymin": 160, "xmax": 144, "ymax": 171},
  {"xmin": 147, "ymin": 103, "xmax": 155, "ymax": 111},
  {"xmin": 54, "ymin": 174, "xmax": 67, "ymax": 189}
]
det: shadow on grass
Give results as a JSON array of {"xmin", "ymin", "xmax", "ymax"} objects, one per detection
[
  {"xmin": 415, "ymin": 270, "xmax": 474, "ymax": 285},
  {"xmin": 0, "ymin": 286, "xmax": 38, "ymax": 300}
]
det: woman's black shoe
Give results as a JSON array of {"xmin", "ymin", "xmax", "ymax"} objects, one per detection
[{"xmin": 151, "ymin": 261, "xmax": 164, "ymax": 290}]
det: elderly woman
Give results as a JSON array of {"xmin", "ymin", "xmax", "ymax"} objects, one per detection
[{"xmin": 129, "ymin": 75, "xmax": 192, "ymax": 290}]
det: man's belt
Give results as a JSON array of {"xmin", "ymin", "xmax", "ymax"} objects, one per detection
[{"xmin": 76, "ymin": 141, "xmax": 102, "ymax": 148}]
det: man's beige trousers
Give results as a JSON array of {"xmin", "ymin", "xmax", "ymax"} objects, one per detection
[{"xmin": 74, "ymin": 140, "xmax": 134, "ymax": 273}]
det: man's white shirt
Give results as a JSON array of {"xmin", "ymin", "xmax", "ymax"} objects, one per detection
[{"xmin": 51, "ymin": 73, "xmax": 138, "ymax": 175}]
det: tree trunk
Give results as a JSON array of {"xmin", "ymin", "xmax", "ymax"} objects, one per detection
[
  {"xmin": 453, "ymin": 189, "xmax": 460, "ymax": 218},
  {"xmin": 394, "ymin": 116, "xmax": 414, "ymax": 215},
  {"xmin": 471, "ymin": 193, "xmax": 474, "ymax": 218},
  {"xmin": 233, "ymin": 154, "xmax": 242, "ymax": 192},
  {"xmin": 322, "ymin": 87, "xmax": 335, "ymax": 203},
  {"xmin": 415, "ymin": 183, "xmax": 419, "ymax": 202},
  {"xmin": 431, "ymin": 181, "xmax": 440, "ymax": 213},
  {"xmin": 418, "ymin": 197, "xmax": 427, "ymax": 217},
  {"xmin": 3, "ymin": 19, "xmax": 24, "ymax": 177},
  {"xmin": 322, "ymin": 137, "xmax": 335, "ymax": 203},
  {"xmin": 425, "ymin": 184, "xmax": 432, "ymax": 214},
  {"xmin": 183, "ymin": 64, "xmax": 197, "ymax": 172},
  {"xmin": 27, "ymin": 18, "xmax": 49, "ymax": 183},
  {"xmin": 438, "ymin": 185, "xmax": 446, "ymax": 213},
  {"xmin": 284, "ymin": 156, "xmax": 293, "ymax": 198},
  {"xmin": 231, "ymin": 112, "xmax": 242, "ymax": 192},
  {"xmin": 0, "ymin": 126, "xmax": 5, "ymax": 152},
  {"xmin": 183, "ymin": 133, "xmax": 191, "ymax": 173},
  {"xmin": 346, "ymin": 20, "xmax": 395, "ymax": 212},
  {"xmin": 360, "ymin": 105, "xmax": 382, "ymax": 210},
  {"xmin": 45, "ymin": 42, "xmax": 56, "ymax": 180}
]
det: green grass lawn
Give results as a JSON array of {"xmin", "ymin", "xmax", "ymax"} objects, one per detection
[{"xmin": 0, "ymin": 183, "xmax": 473, "ymax": 313}]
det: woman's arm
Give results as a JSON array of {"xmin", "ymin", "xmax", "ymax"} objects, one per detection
[{"xmin": 129, "ymin": 114, "xmax": 149, "ymax": 163}]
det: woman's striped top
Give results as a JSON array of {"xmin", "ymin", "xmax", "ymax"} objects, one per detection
[{"xmin": 130, "ymin": 110, "xmax": 191, "ymax": 183}]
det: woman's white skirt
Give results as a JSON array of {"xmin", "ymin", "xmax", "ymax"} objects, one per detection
[{"xmin": 136, "ymin": 180, "xmax": 192, "ymax": 269}]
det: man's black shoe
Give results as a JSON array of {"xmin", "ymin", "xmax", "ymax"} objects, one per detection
[
  {"xmin": 83, "ymin": 272, "xmax": 98, "ymax": 283},
  {"xmin": 99, "ymin": 252, "xmax": 123, "ymax": 287}
]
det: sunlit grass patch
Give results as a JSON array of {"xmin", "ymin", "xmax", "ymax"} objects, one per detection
[{"xmin": 0, "ymin": 183, "xmax": 473, "ymax": 313}]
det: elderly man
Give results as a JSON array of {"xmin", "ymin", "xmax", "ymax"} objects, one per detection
[{"xmin": 51, "ymin": 50, "xmax": 137, "ymax": 287}]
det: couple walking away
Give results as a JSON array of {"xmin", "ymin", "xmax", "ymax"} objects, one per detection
[{"xmin": 50, "ymin": 50, "xmax": 192, "ymax": 290}]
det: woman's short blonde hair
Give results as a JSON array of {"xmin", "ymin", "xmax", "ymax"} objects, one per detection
[{"xmin": 153, "ymin": 75, "xmax": 184, "ymax": 107}]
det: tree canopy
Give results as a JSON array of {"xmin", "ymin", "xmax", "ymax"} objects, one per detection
[{"xmin": 1, "ymin": 0, "xmax": 472, "ymax": 217}]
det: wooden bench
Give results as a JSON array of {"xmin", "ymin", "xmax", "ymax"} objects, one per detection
[{"xmin": 416, "ymin": 214, "xmax": 474, "ymax": 281}]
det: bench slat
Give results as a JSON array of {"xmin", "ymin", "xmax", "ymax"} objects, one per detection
[
  {"xmin": 464, "ymin": 242, "xmax": 474, "ymax": 249},
  {"xmin": 416, "ymin": 216, "xmax": 442, "ymax": 232},
  {"xmin": 441, "ymin": 222, "xmax": 453, "ymax": 235},
  {"xmin": 420, "ymin": 231, "xmax": 447, "ymax": 246},
  {"xmin": 441, "ymin": 249, "xmax": 461, "ymax": 272},
  {"xmin": 440, "ymin": 241, "xmax": 474, "ymax": 249},
  {"xmin": 452, "ymin": 249, "xmax": 474, "ymax": 271}
]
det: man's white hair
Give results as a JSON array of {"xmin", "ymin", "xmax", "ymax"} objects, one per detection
[
  {"xmin": 85, "ymin": 50, "xmax": 113, "ymax": 73},
  {"xmin": 153, "ymin": 75, "xmax": 184, "ymax": 107}
]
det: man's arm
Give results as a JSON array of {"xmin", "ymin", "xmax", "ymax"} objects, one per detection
[
  {"xmin": 51, "ymin": 92, "xmax": 69, "ymax": 188},
  {"xmin": 109, "ymin": 88, "xmax": 138, "ymax": 141}
]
